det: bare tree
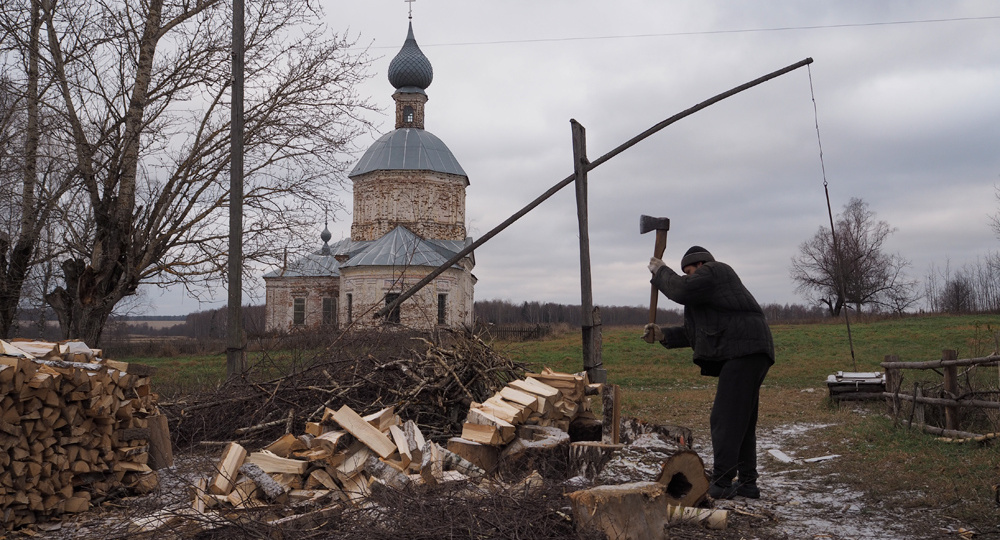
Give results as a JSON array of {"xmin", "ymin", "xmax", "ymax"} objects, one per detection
[
  {"xmin": 926, "ymin": 256, "xmax": 1000, "ymax": 314},
  {"xmin": 0, "ymin": 0, "xmax": 77, "ymax": 338},
  {"xmin": 991, "ymin": 185, "xmax": 1000, "ymax": 240},
  {"xmin": 790, "ymin": 197, "xmax": 919, "ymax": 316},
  {"xmin": 2, "ymin": 0, "xmax": 374, "ymax": 345}
]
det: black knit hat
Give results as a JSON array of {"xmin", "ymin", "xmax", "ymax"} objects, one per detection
[{"xmin": 681, "ymin": 246, "xmax": 714, "ymax": 268}]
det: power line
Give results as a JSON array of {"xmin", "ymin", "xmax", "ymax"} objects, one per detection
[{"xmin": 366, "ymin": 14, "xmax": 1000, "ymax": 49}]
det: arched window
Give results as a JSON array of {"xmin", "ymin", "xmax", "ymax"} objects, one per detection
[{"xmin": 403, "ymin": 106, "xmax": 414, "ymax": 123}]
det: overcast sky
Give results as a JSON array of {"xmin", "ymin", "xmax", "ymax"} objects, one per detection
[{"xmin": 146, "ymin": 0, "xmax": 1000, "ymax": 316}]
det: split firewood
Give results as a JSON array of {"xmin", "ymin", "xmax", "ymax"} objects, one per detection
[
  {"xmin": 271, "ymin": 473, "xmax": 304, "ymax": 491},
  {"xmin": 512, "ymin": 377, "xmax": 560, "ymax": 399},
  {"xmin": 402, "ymin": 420, "xmax": 426, "ymax": 466},
  {"xmin": 191, "ymin": 478, "xmax": 212, "ymax": 513},
  {"xmin": 286, "ymin": 489, "xmax": 335, "ymax": 503},
  {"xmin": 388, "ymin": 425, "xmax": 413, "ymax": 468},
  {"xmin": 336, "ymin": 442, "xmax": 372, "ymax": 481},
  {"xmin": 362, "ymin": 406, "xmax": 399, "ymax": 431},
  {"xmin": 472, "ymin": 400, "xmax": 519, "ymax": 424},
  {"xmin": 439, "ymin": 445, "xmax": 486, "ymax": 478},
  {"xmin": 209, "ymin": 442, "xmax": 247, "ymax": 495},
  {"xmin": 331, "ymin": 405, "xmax": 397, "ymax": 459},
  {"xmin": 365, "ymin": 454, "xmax": 411, "ymax": 489},
  {"xmin": 262, "ymin": 433, "xmax": 302, "ymax": 458},
  {"xmin": 499, "ymin": 387, "xmax": 539, "ymax": 412},
  {"xmin": 461, "ymin": 423, "xmax": 503, "ymax": 446},
  {"xmin": 464, "ymin": 409, "xmax": 515, "ymax": 444},
  {"xmin": 239, "ymin": 462, "xmax": 288, "ymax": 502},
  {"xmin": 246, "ymin": 450, "xmax": 309, "ymax": 475},
  {"xmin": 311, "ymin": 430, "xmax": 350, "ymax": 455},
  {"xmin": 338, "ymin": 472, "xmax": 372, "ymax": 504},
  {"xmin": 226, "ymin": 479, "xmax": 264, "ymax": 508},
  {"xmin": 447, "ymin": 437, "xmax": 499, "ymax": 473},
  {"xmin": 305, "ymin": 469, "xmax": 340, "ymax": 491},
  {"xmin": 419, "ymin": 441, "xmax": 445, "ymax": 485}
]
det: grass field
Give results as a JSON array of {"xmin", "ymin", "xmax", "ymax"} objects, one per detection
[{"xmin": 124, "ymin": 313, "xmax": 1000, "ymax": 529}]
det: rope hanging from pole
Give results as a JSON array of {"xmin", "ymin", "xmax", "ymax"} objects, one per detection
[{"xmin": 808, "ymin": 64, "xmax": 857, "ymax": 371}]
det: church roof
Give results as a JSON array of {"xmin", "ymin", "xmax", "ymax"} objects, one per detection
[
  {"xmin": 348, "ymin": 128, "xmax": 467, "ymax": 179},
  {"xmin": 262, "ymin": 237, "xmax": 362, "ymax": 278},
  {"xmin": 387, "ymin": 22, "xmax": 433, "ymax": 93},
  {"xmin": 341, "ymin": 226, "xmax": 469, "ymax": 269},
  {"xmin": 264, "ymin": 226, "xmax": 474, "ymax": 279}
]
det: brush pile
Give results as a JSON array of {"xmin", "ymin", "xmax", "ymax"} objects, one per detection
[
  {"xmin": 164, "ymin": 329, "xmax": 525, "ymax": 448},
  {"xmin": 0, "ymin": 339, "xmax": 166, "ymax": 530}
]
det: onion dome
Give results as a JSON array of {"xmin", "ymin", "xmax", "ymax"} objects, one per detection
[
  {"xmin": 387, "ymin": 22, "xmax": 433, "ymax": 92},
  {"xmin": 320, "ymin": 223, "xmax": 332, "ymax": 254}
]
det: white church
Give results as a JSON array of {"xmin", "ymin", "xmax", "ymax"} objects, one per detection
[{"xmin": 263, "ymin": 21, "xmax": 476, "ymax": 332}]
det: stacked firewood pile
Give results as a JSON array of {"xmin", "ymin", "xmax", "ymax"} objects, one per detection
[
  {"xmin": 460, "ymin": 368, "xmax": 592, "ymax": 446},
  {"xmin": 0, "ymin": 339, "xmax": 166, "ymax": 530},
  {"xmin": 130, "ymin": 368, "xmax": 597, "ymax": 535}
]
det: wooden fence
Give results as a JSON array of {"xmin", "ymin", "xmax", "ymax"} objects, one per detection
[
  {"xmin": 476, "ymin": 323, "xmax": 552, "ymax": 342},
  {"xmin": 880, "ymin": 349, "xmax": 1000, "ymax": 441}
]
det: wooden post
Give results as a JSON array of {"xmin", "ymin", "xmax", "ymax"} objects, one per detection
[
  {"xmin": 572, "ymin": 120, "xmax": 605, "ymax": 384},
  {"xmin": 942, "ymin": 349, "xmax": 958, "ymax": 431},
  {"xmin": 884, "ymin": 355, "xmax": 901, "ymax": 419},
  {"xmin": 226, "ymin": 0, "xmax": 246, "ymax": 378},
  {"xmin": 601, "ymin": 384, "xmax": 621, "ymax": 444},
  {"xmin": 908, "ymin": 382, "xmax": 923, "ymax": 428}
]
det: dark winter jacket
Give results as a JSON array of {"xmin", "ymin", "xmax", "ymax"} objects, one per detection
[{"xmin": 651, "ymin": 260, "xmax": 774, "ymax": 376}]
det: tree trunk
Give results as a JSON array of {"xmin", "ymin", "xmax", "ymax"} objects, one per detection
[{"xmin": 0, "ymin": 0, "xmax": 42, "ymax": 339}]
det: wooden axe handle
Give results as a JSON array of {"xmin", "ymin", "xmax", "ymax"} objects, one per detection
[{"xmin": 648, "ymin": 229, "xmax": 668, "ymax": 325}]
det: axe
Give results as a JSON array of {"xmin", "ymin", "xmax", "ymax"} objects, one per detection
[{"xmin": 640, "ymin": 215, "xmax": 670, "ymax": 343}]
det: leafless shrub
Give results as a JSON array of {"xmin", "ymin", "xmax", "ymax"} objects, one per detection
[{"xmin": 163, "ymin": 327, "xmax": 526, "ymax": 449}]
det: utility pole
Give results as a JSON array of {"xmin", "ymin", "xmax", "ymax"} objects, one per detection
[{"xmin": 227, "ymin": 0, "xmax": 246, "ymax": 378}]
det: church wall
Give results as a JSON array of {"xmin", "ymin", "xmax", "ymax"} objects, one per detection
[
  {"xmin": 351, "ymin": 170, "xmax": 467, "ymax": 241},
  {"xmin": 263, "ymin": 276, "xmax": 340, "ymax": 332},
  {"xmin": 340, "ymin": 265, "xmax": 474, "ymax": 330}
]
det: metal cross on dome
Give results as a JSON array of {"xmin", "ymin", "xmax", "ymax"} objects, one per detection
[{"xmin": 406, "ymin": 0, "xmax": 415, "ymax": 19}]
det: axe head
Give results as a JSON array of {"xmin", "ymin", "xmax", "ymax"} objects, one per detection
[{"xmin": 639, "ymin": 215, "xmax": 670, "ymax": 235}]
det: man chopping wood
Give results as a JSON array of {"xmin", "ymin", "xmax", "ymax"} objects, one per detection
[{"xmin": 643, "ymin": 246, "xmax": 774, "ymax": 500}]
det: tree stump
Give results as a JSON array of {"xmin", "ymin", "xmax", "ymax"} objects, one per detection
[
  {"xmin": 569, "ymin": 441, "xmax": 624, "ymax": 480},
  {"xmin": 498, "ymin": 425, "xmax": 570, "ymax": 479},
  {"xmin": 656, "ymin": 450, "xmax": 709, "ymax": 507},
  {"xmin": 595, "ymin": 432, "xmax": 694, "ymax": 484}
]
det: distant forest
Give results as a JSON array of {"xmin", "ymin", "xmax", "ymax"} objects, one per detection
[
  {"xmin": 57, "ymin": 300, "xmax": 830, "ymax": 340},
  {"xmin": 12, "ymin": 299, "xmax": 833, "ymax": 341}
]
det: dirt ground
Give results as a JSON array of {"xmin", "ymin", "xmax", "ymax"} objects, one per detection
[
  {"xmin": 685, "ymin": 422, "xmax": 995, "ymax": 540},
  {"xmin": 10, "ymin": 420, "xmax": 998, "ymax": 540}
]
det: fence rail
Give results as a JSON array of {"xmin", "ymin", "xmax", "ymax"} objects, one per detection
[
  {"xmin": 881, "ymin": 349, "xmax": 1000, "ymax": 440},
  {"xmin": 476, "ymin": 323, "xmax": 552, "ymax": 342}
]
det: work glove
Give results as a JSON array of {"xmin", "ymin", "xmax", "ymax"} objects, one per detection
[
  {"xmin": 648, "ymin": 257, "xmax": 666, "ymax": 274},
  {"xmin": 642, "ymin": 323, "xmax": 663, "ymax": 344}
]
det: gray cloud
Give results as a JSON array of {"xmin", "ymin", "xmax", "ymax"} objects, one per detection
[{"xmin": 147, "ymin": 1, "xmax": 1000, "ymax": 315}]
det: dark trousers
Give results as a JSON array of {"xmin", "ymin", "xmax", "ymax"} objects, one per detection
[{"xmin": 710, "ymin": 354, "xmax": 771, "ymax": 485}]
